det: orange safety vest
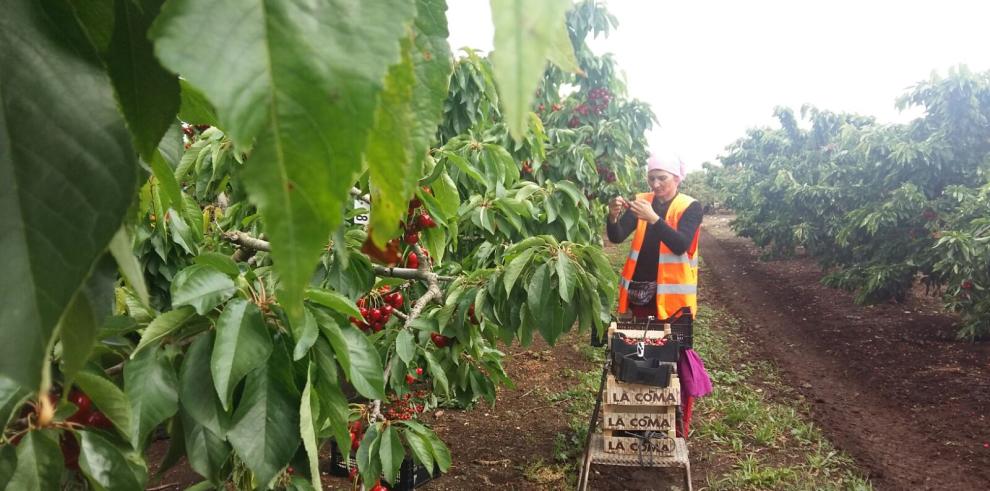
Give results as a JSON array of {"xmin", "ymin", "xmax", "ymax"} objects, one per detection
[{"xmin": 617, "ymin": 192, "xmax": 700, "ymax": 319}]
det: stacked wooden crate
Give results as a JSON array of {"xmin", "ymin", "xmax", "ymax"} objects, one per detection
[{"xmin": 601, "ymin": 324, "xmax": 680, "ymax": 458}]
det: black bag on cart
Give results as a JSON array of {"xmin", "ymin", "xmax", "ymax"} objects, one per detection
[{"xmin": 609, "ymin": 334, "xmax": 679, "ymax": 387}]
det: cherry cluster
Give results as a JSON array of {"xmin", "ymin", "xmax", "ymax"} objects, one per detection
[
  {"xmin": 567, "ymin": 87, "xmax": 613, "ymax": 128},
  {"xmin": 621, "ymin": 336, "xmax": 669, "ymax": 346},
  {"xmin": 351, "ymin": 286, "xmax": 404, "ymax": 332},
  {"xmin": 520, "ymin": 159, "xmax": 534, "ymax": 174},
  {"xmin": 180, "ymin": 123, "xmax": 211, "ymax": 138},
  {"xmin": 597, "ymin": 163, "xmax": 617, "ymax": 183},
  {"xmin": 401, "ymin": 196, "xmax": 436, "ymax": 246},
  {"xmin": 383, "ymin": 389, "xmax": 429, "ymax": 421}
]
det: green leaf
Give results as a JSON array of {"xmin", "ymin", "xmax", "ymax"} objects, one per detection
[
  {"xmin": 125, "ymin": 345, "xmax": 179, "ymax": 449},
  {"xmin": 104, "ymin": 0, "xmax": 179, "ymax": 160},
  {"xmin": 340, "ymin": 326, "xmax": 386, "ymax": 400},
  {"xmin": 402, "ymin": 428, "xmax": 434, "ymax": 474},
  {"xmin": 311, "ymin": 340, "xmax": 351, "ymax": 455},
  {"xmin": 356, "ymin": 424, "xmax": 382, "ymax": 485},
  {"xmin": 108, "ymin": 227, "xmax": 150, "ymax": 308},
  {"xmin": 194, "ymin": 252, "xmax": 240, "ymax": 278},
  {"xmin": 148, "ymin": 151, "xmax": 182, "ymax": 212},
  {"xmin": 151, "ymin": 0, "xmax": 417, "ymax": 332},
  {"xmin": 133, "ymin": 306, "xmax": 197, "ymax": 357},
  {"xmin": 310, "ymin": 307, "xmax": 351, "ymax": 376},
  {"xmin": 58, "ymin": 291, "xmax": 98, "ymax": 383},
  {"xmin": 425, "ymin": 429, "xmax": 451, "ymax": 472},
  {"xmin": 396, "ymin": 329, "xmax": 416, "ymax": 364},
  {"xmin": 0, "ymin": 444, "xmax": 17, "ymax": 485},
  {"xmin": 170, "ymin": 264, "xmax": 236, "ymax": 315},
  {"xmin": 177, "ymin": 79, "xmax": 218, "ymax": 127},
  {"xmin": 410, "ymin": 0, "xmax": 453, "ymax": 157},
  {"xmin": 78, "ymin": 430, "xmax": 148, "ymax": 491},
  {"xmin": 423, "ymin": 351, "xmax": 449, "ymax": 396},
  {"xmin": 292, "ymin": 306, "xmax": 320, "ymax": 361},
  {"xmin": 180, "ymin": 410, "xmax": 230, "ymax": 484},
  {"xmin": 305, "ymin": 288, "xmax": 361, "ymax": 319},
  {"xmin": 179, "ymin": 333, "xmax": 229, "ymax": 437},
  {"xmin": 74, "ymin": 372, "xmax": 133, "ymax": 441},
  {"xmin": 503, "ymin": 248, "xmax": 536, "ymax": 295},
  {"xmin": 299, "ymin": 367, "xmax": 321, "ymax": 489},
  {"xmin": 379, "ymin": 425, "xmax": 405, "ymax": 484},
  {"xmin": 0, "ymin": 0, "xmax": 137, "ymax": 390},
  {"xmin": 166, "ymin": 207, "xmax": 198, "ymax": 255},
  {"xmin": 368, "ymin": 34, "xmax": 418, "ymax": 247},
  {"xmin": 7, "ymin": 430, "xmax": 63, "ymax": 490},
  {"xmin": 0, "ymin": 375, "xmax": 28, "ymax": 429},
  {"xmin": 489, "ymin": 0, "xmax": 576, "ymax": 141},
  {"xmin": 227, "ymin": 358, "xmax": 301, "ymax": 487},
  {"xmin": 211, "ymin": 299, "xmax": 272, "ymax": 411},
  {"xmin": 555, "ymin": 249, "xmax": 575, "ymax": 303},
  {"xmin": 527, "ymin": 264, "xmax": 550, "ymax": 328}
]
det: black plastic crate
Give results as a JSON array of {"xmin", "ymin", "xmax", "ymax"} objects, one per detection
[{"xmin": 325, "ymin": 441, "xmax": 440, "ymax": 490}]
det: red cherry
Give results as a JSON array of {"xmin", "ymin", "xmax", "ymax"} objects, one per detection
[
  {"xmin": 391, "ymin": 293, "xmax": 404, "ymax": 307},
  {"xmin": 431, "ymin": 333, "xmax": 450, "ymax": 348},
  {"xmin": 409, "ymin": 197, "xmax": 422, "ymax": 209},
  {"xmin": 405, "ymin": 254, "xmax": 419, "ymax": 269},
  {"xmin": 86, "ymin": 411, "xmax": 112, "ymax": 429},
  {"xmin": 962, "ymin": 280, "xmax": 974, "ymax": 290},
  {"xmin": 382, "ymin": 304, "xmax": 394, "ymax": 316},
  {"xmin": 286, "ymin": 466, "xmax": 295, "ymax": 475},
  {"xmin": 417, "ymin": 213, "xmax": 436, "ymax": 228},
  {"xmin": 380, "ymin": 285, "xmax": 391, "ymax": 293},
  {"xmin": 415, "ymin": 367, "xmax": 424, "ymax": 376},
  {"xmin": 373, "ymin": 322, "xmax": 384, "ymax": 332},
  {"xmin": 370, "ymin": 482, "xmax": 388, "ymax": 491},
  {"xmin": 370, "ymin": 309, "xmax": 382, "ymax": 322},
  {"xmin": 357, "ymin": 298, "xmax": 366, "ymax": 308},
  {"xmin": 350, "ymin": 431, "xmax": 361, "ymax": 451},
  {"xmin": 60, "ymin": 433, "xmax": 80, "ymax": 470},
  {"xmin": 404, "ymin": 232, "xmax": 419, "ymax": 245},
  {"xmin": 359, "ymin": 307, "xmax": 369, "ymax": 319},
  {"xmin": 406, "ymin": 374, "xmax": 416, "ymax": 385}
]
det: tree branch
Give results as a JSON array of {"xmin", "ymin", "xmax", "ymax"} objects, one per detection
[{"xmin": 224, "ymin": 231, "xmax": 271, "ymax": 252}]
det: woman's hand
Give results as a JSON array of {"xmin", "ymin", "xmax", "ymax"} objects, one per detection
[
  {"xmin": 629, "ymin": 198, "xmax": 660, "ymax": 224},
  {"xmin": 608, "ymin": 196, "xmax": 629, "ymax": 222}
]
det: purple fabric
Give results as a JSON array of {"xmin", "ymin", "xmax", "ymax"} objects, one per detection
[{"xmin": 678, "ymin": 348, "xmax": 713, "ymax": 398}]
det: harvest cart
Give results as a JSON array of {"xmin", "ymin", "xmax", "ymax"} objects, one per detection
[{"xmin": 576, "ymin": 320, "xmax": 693, "ymax": 491}]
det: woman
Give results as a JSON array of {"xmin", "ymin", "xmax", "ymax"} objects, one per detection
[{"xmin": 606, "ymin": 150, "xmax": 712, "ymax": 437}]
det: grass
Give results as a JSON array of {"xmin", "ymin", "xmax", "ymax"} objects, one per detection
[{"xmin": 691, "ymin": 303, "xmax": 872, "ymax": 490}]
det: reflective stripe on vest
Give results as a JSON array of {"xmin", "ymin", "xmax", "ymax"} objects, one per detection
[
  {"xmin": 656, "ymin": 284, "xmax": 697, "ymax": 295},
  {"xmin": 658, "ymin": 253, "xmax": 699, "ymax": 268}
]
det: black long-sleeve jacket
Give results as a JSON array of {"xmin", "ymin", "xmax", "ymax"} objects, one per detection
[{"xmin": 606, "ymin": 194, "xmax": 703, "ymax": 281}]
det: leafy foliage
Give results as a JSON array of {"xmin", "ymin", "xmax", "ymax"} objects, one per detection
[
  {"xmin": 0, "ymin": 0, "xmax": 654, "ymax": 488},
  {"xmin": 710, "ymin": 66, "xmax": 990, "ymax": 338}
]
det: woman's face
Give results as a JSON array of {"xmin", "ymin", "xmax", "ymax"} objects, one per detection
[{"xmin": 647, "ymin": 169, "xmax": 678, "ymax": 197}]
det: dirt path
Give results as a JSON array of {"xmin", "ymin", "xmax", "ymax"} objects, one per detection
[{"xmin": 700, "ymin": 214, "xmax": 990, "ymax": 490}]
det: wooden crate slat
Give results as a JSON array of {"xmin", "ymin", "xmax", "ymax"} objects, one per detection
[
  {"xmin": 601, "ymin": 406, "xmax": 676, "ymax": 434},
  {"xmin": 605, "ymin": 373, "xmax": 680, "ymax": 407},
  {"xmin": 602, "ymin": 429, "xmax": 678, "ymax": 457}
]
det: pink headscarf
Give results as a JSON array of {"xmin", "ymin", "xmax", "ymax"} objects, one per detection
[{"xmin": 646, "ymin": 150, "xmax": 686, "ymax": 180}]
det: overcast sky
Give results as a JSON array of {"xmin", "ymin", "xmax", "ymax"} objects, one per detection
[{"xmin": 446, "ymin": 0, "xmax": 990, "ymax": 171}]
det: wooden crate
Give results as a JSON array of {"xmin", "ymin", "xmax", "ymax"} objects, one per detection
[
  {"xmin": 602, "ymin": 429, "xmax": 677, "ymax": 456},
  {"xmin": 602, "ymin": 406, "xmax": 676, "ymax": 435},
  {"xmin": 605, "ymin": 373, "xmax": 680, "ymax": 407}
]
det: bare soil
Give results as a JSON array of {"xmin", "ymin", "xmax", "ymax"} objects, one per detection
[{"xmin": 700, "ymin": 214, "xmax": 990, "ymax": 490}]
